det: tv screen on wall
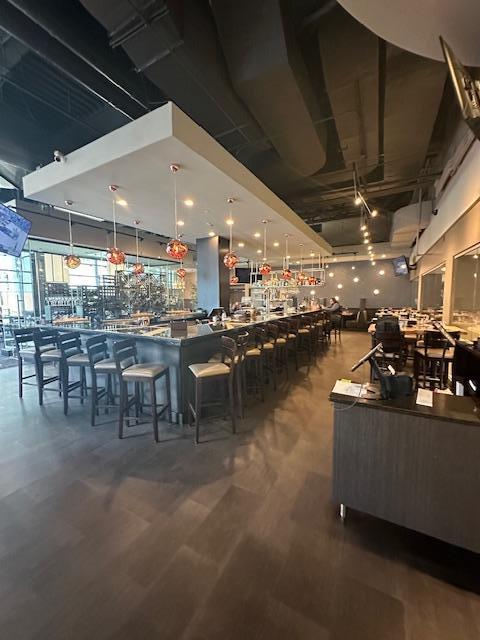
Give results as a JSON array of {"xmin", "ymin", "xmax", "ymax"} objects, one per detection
[
  {"xmin": 0, "ymin": 203, "xmax": 31, "ymax": 257},
  {"xmin": 392, "ymin": 255, "xmax": 409, "ymax": 276}
]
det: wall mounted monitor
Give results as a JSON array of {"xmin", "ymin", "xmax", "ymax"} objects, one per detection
[
  {"xmin": 392, "ymin": 255, "xmax": 409, "ymax": 276},
  {"xmin": 0, "ymin": 203, "xmax": 31, "ymax": 257}
]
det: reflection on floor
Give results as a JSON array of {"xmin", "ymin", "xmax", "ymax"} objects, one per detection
[{"xmin": 0, "ymin": 331, "xmax": 478, "ymax": 639}]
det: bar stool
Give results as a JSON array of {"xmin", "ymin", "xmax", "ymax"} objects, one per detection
[
  {"xmin": 244, "ymin": 329, "xmax": 265, "ymax": 402},
  {"xmin": 58, "ymin": 332, "xmax": 89, "ymax": 415},
  {"xmin": 188, "ymin": 336, "xmax": 237, "ymax": 445},
  {"xmin": 34, "ymin": 328, "xmax": 62, "ymax": 405},
  {"xmin": 13, "ymin": 327, "xmax": 41, "ymax": 398},
  {"xmin": 276, "ymin": 320, "xmax": 297, "ymax": 373},
  {"xmin": 86, "ymin": 334, "xmax": 117, "ymax": 426},
  {"xmin": 288, "ymin": 318, "xmax": 311, "ymax": 368},
  {"xmin": 266, "ymin": 322, "xmax": 289, "ymax": 384},
  {"xmin": 113, "ymin": 339, "xmax": 172, "ymax": 442}
]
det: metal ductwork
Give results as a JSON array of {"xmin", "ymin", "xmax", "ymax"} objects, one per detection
[
  {"xmin": 390, "ymin": 200, "xmax": 432, "ymax": 250},
  {"xmin": 383, "ymin": 46, "xmax": 446, "ymax": 181},
  {"xmin": 80, "ymin": 0, "xmax": 266, "ymax": 155},
  {"xmin": 211, "ymin": 0, "xmax": 327, "ymax": 177},
  {"xmin": 318, "ymin": 8, "xmax": 379, "ymax": 176}
]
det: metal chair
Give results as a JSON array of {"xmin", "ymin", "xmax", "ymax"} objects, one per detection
[
  {"xmin": 188, "ymin": 336, "xmax": 237, "ymax": 445},
  {"xmin": 414, "ymin": 330, "xmax": 453, "ymax": 390},
  {"xmin": 113, "ymin": 338, "xmax": 172, "ymax": 442}
]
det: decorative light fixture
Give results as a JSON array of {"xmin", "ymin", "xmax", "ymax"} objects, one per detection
[
  {"xmin": 132, "ymin": 220, "xmax": 144, "ymax": 275},
  {"xmin": 106, "ymin": 185, "xmax": 126, "ymax": 265},
  {"xmin": 259, "ymin": 220, "xmax": 271, "ymax": 275},
  {"xmin": 238, "ymin": 242, "xmax": 245, "ymax": 248},
  {"xmin": 351, "ymin": 266, "xmax": 356, "ymax": 270},
  {"xmin": 363, "ymin": 238, "xmax": 368, "ymax": 244},
  {"xmin": 371, "ymin": 209, "xmax": 378, "ymax": 218},
  {"xmin": 184, "ymin": 199, "xmax": 194, "ymax": 207},
  {"xmin": 223, "ymin": 198, "xmax": 239, "ymax": 270},
  {"xmin": 166, "ymin": 164, "xmax": 188, "ymax": 261},
  {"xmin": 230, "ymin": 273, "xmax": 239, "ymax": 285},
  {"xmin": 64, "ymin": 210, "xmax": 81, "ymax": 269},
  {"xmin": 177, "ymin": 266, "xmax": 186, "ymax": 279},
  {"xmin": 337, "ymin": 283, "xmax": 343, "ymax": 289},
  {"xmin": 373, "ymin": 289, "xmax": 380, "ymax": 295},
  {"xmin": 208, "ymin": 231, "xmax": 215, "ymax": 237},
  {"xmin": 254, "ymin": 232, "xmax": 261, "ymax": 238},
  {"xmin": 281, "ymin": 235, "xmax": 292, "ymax": 280},
  {"xmin": 353, "ymin": 277, "xmax": 359, "ymax": 283},
  {"xmin": 329, "ymin": 271, "xmax": 334, "ymax": 278},
  {"xmin": 379, "ymin": 269, "xmax": 385, "ymax": 276}
]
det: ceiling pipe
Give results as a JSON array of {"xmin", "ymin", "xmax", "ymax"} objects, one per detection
[{"xmin": 2, "ymin": 0, "xmax": 156, "ymax": 118}]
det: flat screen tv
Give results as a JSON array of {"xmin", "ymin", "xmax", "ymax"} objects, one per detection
[
  {"xmin": 392, "ymin": 255, "xmax": 409, "ymax": 276},
  {"xmin": 0, "ymin": 203, "xmax": 31, "ymax": 257},
  {"xmin": 440, "ymin": 37, "xmax": 480, "ymax": 140}
]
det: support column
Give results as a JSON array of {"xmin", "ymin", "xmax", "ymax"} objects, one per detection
[{"xmin": 196, "ymin": 236, "xmax": 230, "ymax": 313}]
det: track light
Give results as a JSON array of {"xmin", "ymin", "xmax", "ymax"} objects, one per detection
[
  {"xmin": 354, "ymin": 194, "xmax": 362, "ymax": 206},
  {"xmin": 371, "ymin": 209, "xmax": 378, "ymax": 217}
]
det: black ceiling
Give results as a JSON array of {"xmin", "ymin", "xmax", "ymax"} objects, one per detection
[{"xmin": 0, "ymin": 0, "xmax": 454, "ymax": 246}]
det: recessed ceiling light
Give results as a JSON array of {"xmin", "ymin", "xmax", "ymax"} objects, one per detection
[
  {"xmin": 474, "ymin": 254, "xmax": 479, "ymax": 259},
  {"xmin": 329, "ymin": 272, "xmax": 334, "ymax": 277},
  {"xmin": 373, "ymin": 288, "xmax": 380, "ymax": 295},
  {"xmin": 257, "ymin": 249, "xmax": 262, "ymax": 254},
  {"xmin": 208, "ymin": 231, "xmax": 215, "ymax": 237},
  {"xmin": 310, "ymin": 252, "xmax": 315, "ymax": 257},
  {"xmin": 274, "ymin": 242, "xmax": 280, "ymax": 247},
  {"xmin": 333, "ymin": 257, "xmax": 337, "ymax": 262},
  {"xmin": 117, "ymin": 199, "xmax": 128, "ymax": 207},
  {"xmin": 381, "ymin": 254, "xmax": 386, "ymax": 258},
  {"xmin": 351, "ymin": 266, "xmax": 356, "ymax": 270},
  {"xmin": 337, "ymin": 283, "xmax": 343, "ymax": 289},
  {"xmin": 238, "ymin": 242, "xmax": 245, "ymax": 248},
  {"xmin": 254, "ymin": 232, "xmax": 261, "ymax": 238},
  {"xmin": 371, "ymin": 261, "xmax": 376, "ymax": 266},
  {"xmin": 353, "ymin": 277, "xmax": 359, "ymax": 283},
  {"xmin": 184, "ymin": 199, "xmax": 194, "ymax": 207},
  {"xmin": 226, "ymin": 218, "xmax": 234, "ymax": 226},
  {"xmin": 379, "ymin": 269, "xmax": 385, "ymax": 275},
  {"xmin": 177, "ymin": 220, "xmax": 185, "ymax": 226}
]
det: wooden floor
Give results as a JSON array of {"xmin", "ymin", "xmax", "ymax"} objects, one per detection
[{"xmin": 0, "ymin": 331, "xmax": 479, "ymax": 639}]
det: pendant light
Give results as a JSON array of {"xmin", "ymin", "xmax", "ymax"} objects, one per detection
[
  {"xmin": 259, "ymin": 220, "xmax": 271, "ymax": 275},
  {"xmin": 297, "ymin": 244, "xmax": 306, "ymax": 283},
  {"xmin": 106, "ymin": 185, "xmax": 126, "ymax": 265},
  {"xmin": 230, "ymin": 272, "xmax": 239, "ymax": 285},
  {"xmin": 177, "ymin": 263, "xmax": 186, "ymax": 279},
  {"xmin": 281, "ymin": 234, "xmax": 292, "ymax": 281},
  {"xmin": 317, "ymin": 253, "xmax": 326, "ymax": 287},
  {"xmin": 223, "ymin": 197, "xmax": 239, "ymax": 269},
  {"xmin": 132, "ymin": 220, "xmax": 145, "ymax": 275},
  {"xmin": 64, "ymin": 210, "xmax": 81, "ymax": 269},
  {"xmin": 166, "ymin": 164, "xmax": 188, "ymax": 261}
]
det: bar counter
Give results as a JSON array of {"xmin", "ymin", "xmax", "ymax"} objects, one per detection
[{"xmin": 52, "ymin": 309, "xmax": 321, "ymax": 423}]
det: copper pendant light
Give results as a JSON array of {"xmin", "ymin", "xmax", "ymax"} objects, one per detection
[
  {"xmin": 223, "ymin": 197, "xmax": 238, "ymax": 269},
  {"xmin": 106, "ymin": 185, "xmax": 126, "ymax": 265},
  {"xmin": 281, "ymin": 234, "xmax": 291, "ymax": 280},
  {"xmin": 64, "ymin": 210, "xmax": 81, "ymax": 269},
  {"xmin": 258, "ymin": 220, "xmax": 271, "ymax": 275},
  {"xmin": 166, "ymin": 164, "xmax": 188, "ymax": 261}
]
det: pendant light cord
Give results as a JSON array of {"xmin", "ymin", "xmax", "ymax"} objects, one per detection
[
  {"xmin": 263, "ymin": 222, "xmax": 267, "ymax": 261},
  {"xmin": 135, "ymin": 227, "xmax": 139, "ymax": 262},
  {"xmin": 173, "ymin": 167, "xmax": 178, "ymax": 238},
  {"xmin": 112, "ymin": 199, "xmax": 117, "ymax": 247},
  {"xmin": 68, "ymin": 211, "xmax": 73, "ymax": 249}
]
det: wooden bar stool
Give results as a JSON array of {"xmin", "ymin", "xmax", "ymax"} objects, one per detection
[
  {"xmin": 188, "ymin": 336, "xmax": 237, "ymax": 445},
  {"xmin": 13, "ymin": 327, "xmax": 44, "ymax": 398},
  {"xmin": 276, "ymin": 320, "xmax": 297, "ymax": 374},
  {"xmin": 58, "ymin": 332, "xmax": 89, "ymax": 415},
  {"xmin": 267, "ymin": 322, "xmax": 289, "ymax": 384},
  {"xmin": 86, "ymin": 334, "xmax": 117, "ymax": 426},
  {"xmin": 113, "ymin": 339, "xmax": 172, "ymax": 442},
  {"xmin": 244, "ymin": 329, "xmax": 265, "ymax": 402},
  {"xmin": 34, "ymin": 328, "xmax": 62, "ymax": 405}
]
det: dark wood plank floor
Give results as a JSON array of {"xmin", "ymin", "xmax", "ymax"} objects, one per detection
[{"xmin": 0, "ymin": 332, "xmax": 479, "ymax": 639}]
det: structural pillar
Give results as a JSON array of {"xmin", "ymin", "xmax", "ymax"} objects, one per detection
[{"xmin": 196, "ymin": 235, "xmax": 230, "ymax": 313}]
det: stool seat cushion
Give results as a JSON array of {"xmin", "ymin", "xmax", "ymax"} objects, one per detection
[
  {"xmin": 122, "ymin": 363, "xmax": 168, "ymax": 381},
  {"xmin": 262, "ymin": 342, "xmax": 274, "ymax": 350},
  {"xmin": 276, "ymin": 337, "xmax": 287, "ymax": 344},
  {"xmin": 67, "ymin": 353, "xmax": 89, "ymax": 367},
  {"xmin": 40, "ymin": 349, "xmax": 63, "ymax": 362},
  {"xmin": 189, "ymin": 362, "xmax": 229, "ymax": 378},
  {"xmin": 288, "ymin": 333, "xmax": 297, "ymax": 339},
  {"xmin": 298, "ymin": 328, "xmax": 310, "ymax": 334},
  {"xmin": 245, "ymin": 347, "xmax": 261, "ymax": 357},
  {"xmin": 93, "ymin": 357, "xmax": 116, "ymax": 373}
]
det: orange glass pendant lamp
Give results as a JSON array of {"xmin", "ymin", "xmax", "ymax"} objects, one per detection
[
  {"xmin": 107, "ymin": 185, "xmax": 125, "ymax": 265},
  {"xmin": 64, "ymin": 210, "xmax": 81, "ymax": 269},
  {"xmin": 166, "ymin": 164, "xmax": 188, "ymax": 261}
]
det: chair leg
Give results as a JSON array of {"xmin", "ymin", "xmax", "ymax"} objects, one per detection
[
  {"xmin": 34, "ymin": 358, "xmax": 43, "ymax": 406},
  {"xmin": 165, "ymin": 369, "xmax": 172, "ymax": 423},
  {"xmin": 18, "ymin": 356, "xmax": 23, "ymax": 398},
  {"xmin": 194, "ymin": 380, "xmax": 202, "ymax": 445},
  {"xmin": 118, "ymin": 381, "xmax": 126, "ymax": 439},
  {"xmin": 228, "ymin": 376, "xmax": 236, "ymax": 435},
  {"xmin": 236, "ymin": 364, "xmax": 244, "ymax": 419},
  {"xmin": 151, "ymin": 380, "xmax": 159, "ymax": 442},
  {"xmin": 90, "ymin": 372, "xmax": 97, "ymax": 426},
  {"xmin": 62, "ymin": 365, "xmax": 69, "ymax": 415}
]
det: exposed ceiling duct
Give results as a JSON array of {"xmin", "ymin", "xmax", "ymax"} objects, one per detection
[
  {"xmin": 383, "ymin": 45, "xmax": 446, "ymax": 181},
  {"xmin": 80, "ymin": 0, "xmax": 266, "ymax": 158},
  {"xmin": 390, "ymin": 200, "xmax": 432, "ymax": 250},
  {"xmin": 318, "ymin": 7, "xmax": 379, "ymax": 177},
  {"xmin": 211, "ymin": 0, "xmax": 327, "ymax": 177}
]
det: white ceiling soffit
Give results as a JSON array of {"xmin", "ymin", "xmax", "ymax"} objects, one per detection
[
  {"xmin": 338, "ymin": 0, "xmax": 480, "ymax": 66},
  {"xmin": 22, "ymin": 102, "xmax": 331, "ymax": 261},
  {"xmin": 318, "ymin": 10, "xmax": 379, "ymax": 176}
]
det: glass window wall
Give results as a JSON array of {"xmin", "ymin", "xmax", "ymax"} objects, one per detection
[{"xmin": 452, "ymin": 244, "xmax": 480, "ymax": 341}]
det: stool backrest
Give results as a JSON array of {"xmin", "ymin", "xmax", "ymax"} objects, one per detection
[
  {"xmin": 251, "ymin": 326, "xmax": 267, "ymax": 349},
  {"xmin": 276, "ymin": 321, "xmax": 290, "ymax": 339},
  {"xmin": 220, "ymin": 336, "xmax": 237, "ymax": 372},
  {"xmin": 13, "ymin": 327, "xmax": 37, "ymax": 352},
  {"xmin": 113, "ymin": 338, "xmax": 137, "ymax": 373},
  {"xmin": 86, "ymin": 334, "xmax": 109, "ymax": 368},
  {"xmin": 235, "ymin": 332, "xmax": 249, "ymax": 366},
  {"xmin": 266, "ymin": 323, "xmax": 279, "ymax": 344},
  {"xmin": 34, "ymin": 328, "xmax": 58, "ymax": 352},
  {"xmin": 58, "ymin": 331, "xmax": 82, "ymax": 358}
]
